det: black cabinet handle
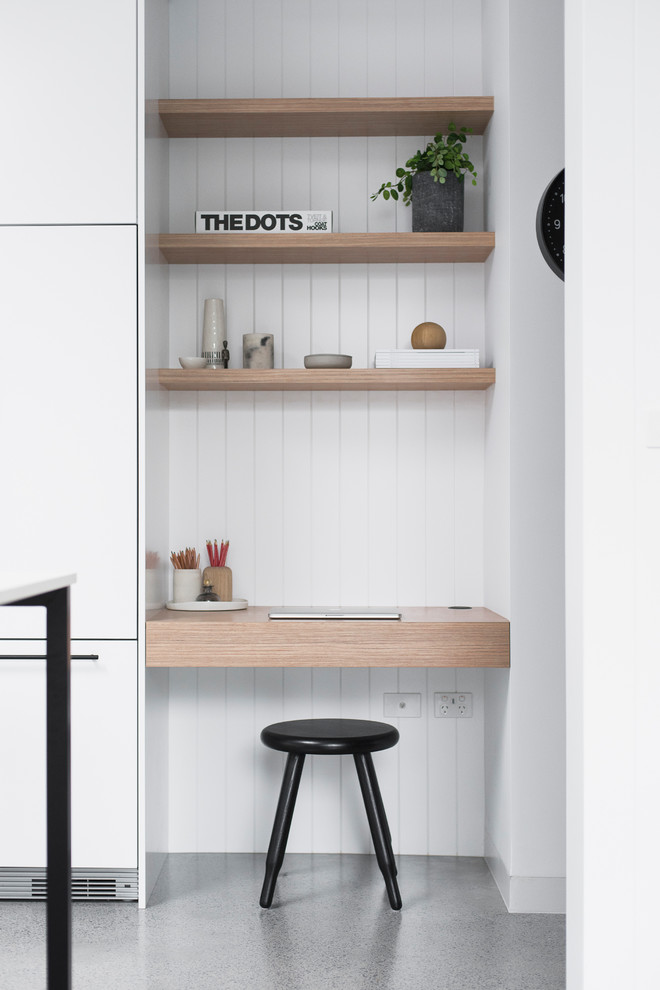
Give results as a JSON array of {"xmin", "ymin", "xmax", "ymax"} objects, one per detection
[{"xmin": 0, "ymin": 654, "xmax": 99, "ymax": 661}]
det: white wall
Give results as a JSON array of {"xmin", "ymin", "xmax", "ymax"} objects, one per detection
[
  {"xmin": 142, "ymin": 0, "xmax": 171, "ymax": 905},
  {"xmin": 565, "ymin": 1, "xmax": 660, "ymax": 985},
  {"xmin": 160, "ymin": 0, "xmax": 493, "ymax": 856},
  {"xmin": 145, "ymin": 0, "xmax": 171, "ymax": 608},
  {"xmin": 482, "ymin": 0, "xmax": 566, "ymax": 912}
]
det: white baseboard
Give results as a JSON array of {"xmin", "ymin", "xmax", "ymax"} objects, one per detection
[
  {"xmin": 485, "ymin": 833, "xmax": 565, "ymax": 914},
  {"xmin": 140, "ymin": 850, "xmax": 167, "ymax": 908}
]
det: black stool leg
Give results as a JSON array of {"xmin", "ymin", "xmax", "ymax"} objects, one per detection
[
  {"xmin": 354, "ymin": 753, "xmax": 402, "ymax": 910},
  {"xmin": 260, "ymin": 752, "xmax": 305, "ymax": 908},
  {"xmin": 363, "ymin": 752, "xmax": 398, "ymax": 877}
]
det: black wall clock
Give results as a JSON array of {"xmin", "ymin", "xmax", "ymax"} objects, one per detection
[{"xmin": 536, "ymin": 169, "xmax": 564, "ymax": 281}]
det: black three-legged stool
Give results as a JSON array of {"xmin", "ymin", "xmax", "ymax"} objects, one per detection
[{"xmin": 259, "ymin": 718, "xmax": 402, "ymax": 910}]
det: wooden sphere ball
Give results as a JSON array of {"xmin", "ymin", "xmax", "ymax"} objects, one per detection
[{"xmin": 411, "ymin": 321, "xmax": 447, "ymax": 349}]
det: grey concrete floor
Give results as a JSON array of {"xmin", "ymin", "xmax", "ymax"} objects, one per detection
[{"xmin": 0, "ymin": 854, "xmax": 565, "ymax": 989}]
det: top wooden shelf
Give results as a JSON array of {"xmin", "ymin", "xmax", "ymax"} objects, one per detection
[
  {"xmin": 155, "ymin": 232, "xmax": 495, "ymax": 265},
  {"xmin": 156, "ymin": 97, "xmax": 494, "ymax": 139}
]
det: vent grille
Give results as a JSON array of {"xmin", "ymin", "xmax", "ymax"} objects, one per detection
[{"xmin": 0, "ymin": 868, "xmax": 138, "ymax": 901}]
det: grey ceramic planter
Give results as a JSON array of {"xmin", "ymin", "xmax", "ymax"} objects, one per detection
[{"xmin": 412, "ymin": 171, "xmax": 465, "ymax": 232}]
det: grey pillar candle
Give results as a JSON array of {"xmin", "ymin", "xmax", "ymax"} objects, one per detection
[{"xmin": 243, "ymin": 333, "xmax": 274, "ymax": 369}]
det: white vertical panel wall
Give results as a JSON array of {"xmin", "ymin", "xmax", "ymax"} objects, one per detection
[{"xmin": 164, "ymin": 0, "xmax": 489, "ymax": 855}]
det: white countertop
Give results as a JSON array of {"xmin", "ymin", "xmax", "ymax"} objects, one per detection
[{"xmin": 0, "ymin": 572, "xmax": 77, "ymax": 606}]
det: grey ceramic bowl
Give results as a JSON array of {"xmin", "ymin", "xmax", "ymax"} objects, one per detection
[{"xmin": 304, "ymin": 354, "xmax": 352, "ymax": 369}]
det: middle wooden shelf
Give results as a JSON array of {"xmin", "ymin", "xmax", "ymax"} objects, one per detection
[
  {"xmin": 155, "ymin": 232, "xmax": 495, "ymax": 265},
  {"xmin": 152, "ymin": 368, "xmax": 495, "ymax": 391}
]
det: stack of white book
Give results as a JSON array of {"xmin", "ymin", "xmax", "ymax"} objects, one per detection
[{"xmin": 374, "ymin": 349, "xmax": 480, "ymax": 368}]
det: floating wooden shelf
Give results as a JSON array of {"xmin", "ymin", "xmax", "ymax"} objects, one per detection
[
  {"xmin": 155, "ymin": 232, "xmax": 495, "ymax": 265},
  {"xmin": 146, "ymin": 606, "xmax": 510, "ymax": 668},
  {"xmin": 151, "ymin": 368, "xmax": 495, "ymax": 392},
  {"xmin": 157, "ymin": 96, "xmax": 494, "ymax": 139}
]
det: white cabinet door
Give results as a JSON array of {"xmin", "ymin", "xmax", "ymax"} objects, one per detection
[
  {"xmin": 0, "ymin": 1, "xmax": 137, "ymax": 224},
  {"xmin": 70, "ymin": 641, "xmax": 138, "ymax": 868},
  {"xmin": 0, "ymin": 652, "xmax": 46, "ymax": 866},
  {"xmin": 0, "ymin": 641, "xmax": 137, "ymax": 869},
  {"xmin": 0, "ymin": 226, "xmax": 137, "ymax": 640}
]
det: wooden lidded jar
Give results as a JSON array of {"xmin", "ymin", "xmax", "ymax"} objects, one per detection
[{"xmin": 202, "ymin": 566, "xmax": 232, "ymax": 602}]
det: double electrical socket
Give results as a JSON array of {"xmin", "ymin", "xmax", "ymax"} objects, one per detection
[
  {"xmin": 434, "ymin": 692, "xmax": 473, "ymax": 718},
  {"xmin": 382, "ymin": 692, "xmax": 474, "ymax": 718}
]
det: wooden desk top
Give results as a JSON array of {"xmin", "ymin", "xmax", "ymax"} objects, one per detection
[{"xmin": 145, "ymin": 606, "xmax": 509, "ymax": 668}]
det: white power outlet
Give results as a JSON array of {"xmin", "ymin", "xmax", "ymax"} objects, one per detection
[
  {"xmin": 383, "ymin": 693, "xmax": 422, "ymax": 717},
  {"xmin": 434, "ymin": 692, "xmax": 473, "ymax": 718}
]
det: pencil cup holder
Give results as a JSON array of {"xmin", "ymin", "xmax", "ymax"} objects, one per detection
[
  {"xmin": 172, "ymin": 568, "xmax": 202, "ymax": 603},
  {"xmin": 202, "ymin": 566, "xmax": 232, "ymax": 602}
]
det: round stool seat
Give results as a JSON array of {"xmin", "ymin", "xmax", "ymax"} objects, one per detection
[{"xmin": 261, "ymin": 718, "xmax": 399, "ymax": 756}]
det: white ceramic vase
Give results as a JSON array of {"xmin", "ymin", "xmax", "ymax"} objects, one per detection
[{"xmin": 202, "ymin": 298, "xmax": 226, "ymax": 367}]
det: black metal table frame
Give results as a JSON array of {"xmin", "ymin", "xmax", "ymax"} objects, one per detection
[{"xmin": 13, "ymin": 586, "xmax": 72, "ymax": 990}]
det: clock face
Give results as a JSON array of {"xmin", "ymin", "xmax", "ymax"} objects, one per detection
[{"xmin": 536, "ymin": 169, "xmax": 564, "ymax": 281}]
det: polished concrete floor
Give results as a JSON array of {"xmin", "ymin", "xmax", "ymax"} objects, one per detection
[{"xmin": 0, "ymin": 854, "xmax": 565, "ymax": 989}]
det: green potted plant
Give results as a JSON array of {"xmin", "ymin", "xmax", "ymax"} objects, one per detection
[{"xmin": 371, "ymin": 123, "xmax": 477, "ymax": 232}]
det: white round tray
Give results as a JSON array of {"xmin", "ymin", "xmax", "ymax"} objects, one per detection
[{"xmin": 165, "ymin": 598, "xmax": 248, "ymax": 611}]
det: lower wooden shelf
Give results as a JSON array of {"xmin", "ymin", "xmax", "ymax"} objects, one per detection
[
  {"xmin": 151, "ymin": 368, "xmax": 495, "ymax": 392},
  {"xmin": 145, "ymin": 606, "xmax": 510, "ymax": 668}
]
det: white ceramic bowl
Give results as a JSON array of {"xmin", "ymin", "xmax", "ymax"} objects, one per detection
[
  {"xmin": 178, "ymin": 357, "xmax": 208, "ymax": 369},
  {"xmin": 304, "ymin": 354, "xmax": 352, "ymax": 369}
]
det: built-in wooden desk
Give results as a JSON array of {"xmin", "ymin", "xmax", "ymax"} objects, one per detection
[{"xmin": 145, "ymin": 606, "xmax": 509, "ymax": 668}]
